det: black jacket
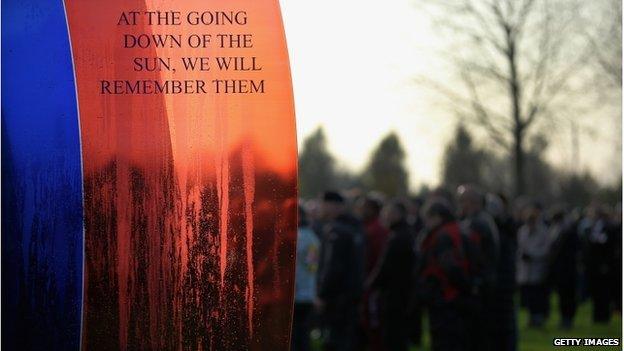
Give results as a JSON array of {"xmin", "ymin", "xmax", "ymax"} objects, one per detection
[
  {"xmin": 317, "ymin": 214, "xmax": 365, "ymax": 303},
  {"xmin": 462, "ymin": 211, "xmax": 500, "ymax": 292},
  {"xmin": 368, "ymin": 220, "xmax": 416, "ymax": 311}
]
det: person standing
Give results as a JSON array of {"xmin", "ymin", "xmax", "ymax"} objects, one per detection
[
  {"xmin": 408, "ymin": 196, "xmax": 425, "ymax": 234},
  {"xmin": 355, "ymin": 196, "xmax": 388, "ymax": 351},
  {"xmin": 581, "ymin": 203, "xmax": 617, "ymax": 323},
  {"xmin": 610, "ymin": 204, "xmax": 622, "ymax": 314},
  {"xmin": 516, "ymin": 202, "xmax": 553, "ymax": 327},
  {"xmin": 316, "ymin": 191, "xmax": 365, "ymax": 351},
  {"xmin": 486, "ymin": 193, "xmax": 518, "ymax": 351},
  {"xmin": 417, "ymin": 198, "xmax": 470, "ymax": 351},
  {"xmin": 407, "ymin": 196, "xmax": 425, "ymax": 347},
  {"xmin": 367, "ymin": 201, "xmax": 415, "ymax": 351},
  {"xmin": 548, "ymin": 207, "xmax": 579, "ymax": 329},
  {"xmin": 292, "ymin": 205, "xmax": 321, "ymax": 351},
  {"xmin": 457, "ymin": 185, "xmax": 500, "ymax": 351}
]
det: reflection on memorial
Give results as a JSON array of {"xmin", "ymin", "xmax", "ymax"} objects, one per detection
[
  {"xmin": 2, "ymin": 0, "xmax": 84, "ymax": 349},
  {"xmin": 67, "ymin": 0, "xmax": 297, "ymax": 350}
]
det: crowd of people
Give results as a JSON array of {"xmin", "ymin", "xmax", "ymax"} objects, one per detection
[{"xmin": 291, "ymin": 185, "xmax": 622, "ymax": 351}]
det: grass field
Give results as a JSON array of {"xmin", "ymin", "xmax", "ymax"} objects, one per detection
[
  {"xmin": 310, "ymin": 297, "xmax": 622, "ymax": 350},
  {"xmin": 515, "ymin": 300, "xmax": 621, "ymax": 351},
  {"xmin": 411, "ymin": 297, "xmax": 622, "ymax": 351}
]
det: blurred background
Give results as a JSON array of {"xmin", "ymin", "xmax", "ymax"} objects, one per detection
[
  {"xmin": 280, "ymin": 0, "xmax": 622, "ymax": 350},
  {"xmin": 282, "ymin": 0, "xmax": 621, "ymax": 202}
]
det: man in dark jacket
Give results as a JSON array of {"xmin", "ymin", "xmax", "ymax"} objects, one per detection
[
  {"xmin": 457, "ymin": 185, "xmax": 500, "ymax": 351},
  {"xmin": 367, "ymin": 201, "xmax": 415, "ymax": 351},
  {"xmin": 317, "ymin": 191, "xmax": 365, "ymax": 351},
  {"xmin": 581, "ymin": 203, "xmax": 618, "ymax": 323},
  {"xmin": 407, "ymin": 196, "xmax": 425, "ymax": 347},
  {"xmin": 486, "ymin": 193, "xmax": 518, "ymax": 350},
  {"xmin": 548, "ymin": 207, "xmax": 579, "ymax": 329},
  {"xmin": 417, "ymin": 198, "xmax": 470, "ymax": 351}
]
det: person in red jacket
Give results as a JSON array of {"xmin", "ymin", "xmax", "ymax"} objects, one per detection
[
  {"xmin": 417, "ymin": 198, "xmax": 471, "ymax": 351},
  {"xmin": 355, "ymin": 196, "xmax": 389, "ymax": 351}
]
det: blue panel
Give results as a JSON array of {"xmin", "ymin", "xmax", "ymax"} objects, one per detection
[{"xmin": 2, "ymin": 1, "xmax": 83, "ymax": 350}]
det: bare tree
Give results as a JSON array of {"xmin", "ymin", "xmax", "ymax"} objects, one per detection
[
  {"xmin": 420, "ymin": 0, "xmax": 591, "ymax": 196},
  {"xmin": 585, "ymin": 0, "xmax": 622, "ymax": 90}
]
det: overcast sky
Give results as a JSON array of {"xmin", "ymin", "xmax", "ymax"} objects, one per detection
[{"xmin": 279, "ymin": 0, "xmax": 622, "ymax": 189}]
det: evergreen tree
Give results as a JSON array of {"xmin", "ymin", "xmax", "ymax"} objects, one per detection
[
  {"xmin": 362, "ymin": 132, "xmax": 409, "ymax": 197},
  {"xmin": 298, "ymin": 127, "xmax": 336, "ymax": 198},
  {"xmin": 442, "ymin": 124, "xmax": 489, "ymax": 190}
]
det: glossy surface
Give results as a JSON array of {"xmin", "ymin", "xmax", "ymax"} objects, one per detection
[
  {"xmin": 2, "ymin": 0, "xmax": 84, "ymax": 349},
  {"xmin": 64, "ymin": 0, "xmax": 298, "ymax": 349}
]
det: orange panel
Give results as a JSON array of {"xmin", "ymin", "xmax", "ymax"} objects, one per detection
[{"xmin": 64, "ymin": 1, "xmax": 297, "ymax": 349}]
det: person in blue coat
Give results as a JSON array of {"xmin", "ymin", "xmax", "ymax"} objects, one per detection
[{"xmin": 292, "ymin": 205, "xmax": 321, "ymax": 351}]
